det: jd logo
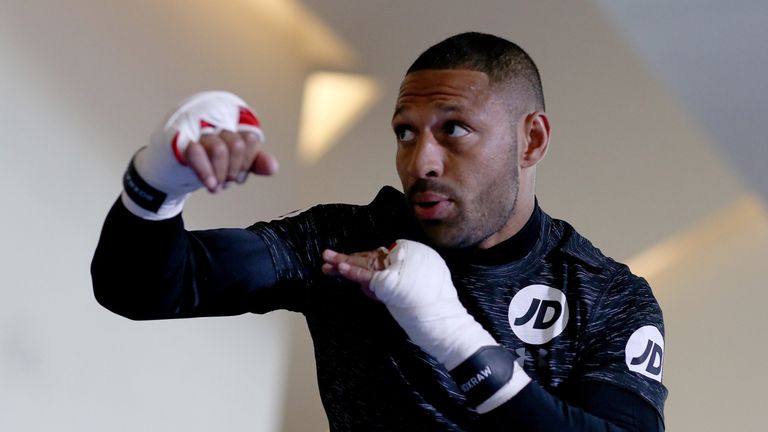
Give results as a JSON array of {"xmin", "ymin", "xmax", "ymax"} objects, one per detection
[
  {"xmin": 625, "ymin": 326, "xmax": 664, "ymax": 382},
  {"xmin": 508, "ymin": 285, "xmax": 569, "ymax": 345}
]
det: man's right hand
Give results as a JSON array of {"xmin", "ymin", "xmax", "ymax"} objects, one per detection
[{"xmin": 121, "ymin": 91, "xmax": 278, "ymax": 220}]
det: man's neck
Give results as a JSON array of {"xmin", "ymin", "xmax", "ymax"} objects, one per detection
[
  {"xmin": 441, "ymin": 198, "xmax": 542, "ymax": 265},
  {"xmin": 476, "ymin": 194, "xmax": 535, "ymax": 249}
]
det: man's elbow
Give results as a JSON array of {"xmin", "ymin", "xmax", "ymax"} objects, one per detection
[{"xmin": 93, "ymin": 282, "xmax": 162, "ymax": 322}]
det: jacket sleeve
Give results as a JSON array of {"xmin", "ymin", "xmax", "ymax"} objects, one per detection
[
  {"xmin": 476, "ymin": 380, "xmax": 663, "ymax": 431},
  {"xmin": 91, "ymin": 198, "xmax": 304, "ymax": 320}
]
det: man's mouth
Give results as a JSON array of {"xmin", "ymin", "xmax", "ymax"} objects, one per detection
[{"xmin": 411, "ymin": 192, "xmax": 452, "ymax": 220}]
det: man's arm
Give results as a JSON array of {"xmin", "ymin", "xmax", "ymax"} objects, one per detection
[
  {"xmin": 92, "ymin": 91, "xmax": 287, "ymax": 319},
  {"xmin": 91, "ymin": 199, "xmax": 289, "ymax": 319},
  {"xmin": 477, "ymin": 380, "xmax": 663, "ymax": 431},
  {"xmin": 322, "ymin": 240, "xmax": 664, "ymax": 431}
]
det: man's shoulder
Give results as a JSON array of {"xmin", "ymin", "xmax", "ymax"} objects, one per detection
[
  {"xmin": 263, "ymin": 185, "xmax": 405, "ymax": 221},
  {"xmin": 367, "ymin": 185, "xmax": 407, "ymax": 211},
  {"xmin": 543, "ymin": 214, "xmax": 636, "ymax": 281},
  {"xmin": 249, "ymin": 185, "xmax": 412, "ymax": 245},
  {"xmin": 545, "ymin": 215, "xmax": 611, "ymax": 267},
  {"xmin": 318, "ymin": 185, "xmax": 408, "ymax": 224},
  {"xmin": 544, "ymin": 213, "xmax": 654, "ymax": 303}
]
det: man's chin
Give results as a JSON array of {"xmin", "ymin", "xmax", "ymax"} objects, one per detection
[{"xmin": 418, "ymin": 222, "xmax": 473, "ymax": 250}]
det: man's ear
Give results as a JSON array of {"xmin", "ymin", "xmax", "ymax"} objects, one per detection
[{"xmin": 519, "ymin": 111, "xmax": 550, "ymax": 168}]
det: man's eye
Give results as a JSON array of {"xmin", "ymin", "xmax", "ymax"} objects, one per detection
[
  {"xmin": 445, "ymin": 122, "xmax": 470, "ymax": 138},
  {"xmin": 395, "ymin": 127, "xmax": 416, "ymax": 142}
]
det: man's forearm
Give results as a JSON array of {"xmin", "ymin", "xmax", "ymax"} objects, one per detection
[
  {"xmin": 477, "ymin": 380, "xmax": 663, "ymax": 432},
  {"xmin": 91, "ymin": 198, "xmax": 280, "ymax": 319}
]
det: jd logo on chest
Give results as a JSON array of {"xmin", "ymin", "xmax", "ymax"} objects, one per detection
[{"xmin": 508, "ymin": 285, "xmax": 569, "ymax": 345}]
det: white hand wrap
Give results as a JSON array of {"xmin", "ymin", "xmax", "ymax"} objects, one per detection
[
  {"xmin": 370, "ymin": 239, "xmax": 531, "ymax": 412},
  {"xmin": 370, "ymin": 240, "xmax": 497, "ymax": 370},
  {"xmin": 121, "ymin": 91, "xmax": 264, "ymax": 220}
]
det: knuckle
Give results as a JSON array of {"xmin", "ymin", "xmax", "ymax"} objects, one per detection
[
  {"xmin": 229, "ymin": 138, "xmax": 246, "ymax": 153},
  {"xmin": 209, "ymin": 142, "xmax": 228, "ymax": 157},
  {"xmin": 184, "ymin": 142, "xmax": 200, "ymax": 158},
  {"xmin": 241, "ymin": 131, "xmax": 259, "ymax": 142},
  {"xmin": 188, "ymin": 151, "xmax": 208, "ymax": 169},
  {"xmin": 243, "ymin": 133, "xmax": 262, "ymax": 150},
  {"xmin": 199, "ymin": 134, "xmax": 218, "ymax": 147}
]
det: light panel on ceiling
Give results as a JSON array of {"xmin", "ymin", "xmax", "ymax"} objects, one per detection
[{"xmin": 297, "ymin": 71, "xmax": 380, "ymax": 165}]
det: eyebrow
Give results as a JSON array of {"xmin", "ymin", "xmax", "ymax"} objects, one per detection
[{"xmin": 392, "ymin": 103, "xmax": 466, "ymax": 120}]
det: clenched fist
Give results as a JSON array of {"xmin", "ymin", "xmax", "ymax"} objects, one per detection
[{"xmin": 122, "ymin": 91, "xmax": 278, "ymax": 220}]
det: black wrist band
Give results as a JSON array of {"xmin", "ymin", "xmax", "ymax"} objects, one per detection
[
  {"xmin": 123, "ymin": 153, "xmax": 167, "ymax": 213},
  {"xmin": 450, "ymin": 345, "xmax": 516, "ymax": 408}
]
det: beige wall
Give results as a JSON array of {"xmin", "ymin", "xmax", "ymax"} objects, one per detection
[
  {"xmin": 1, "ymin": 1, "xmax": 766, "ymax": 431},
  {"xmin": 650, "ymin": 196, "xmax": 768, "ymax": 431},
  {"xmin": 0, "ymin": 1, "xmax": 310, "ymax": 430}
]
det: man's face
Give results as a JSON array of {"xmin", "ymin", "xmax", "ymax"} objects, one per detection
[{"xmin": 392, "ymin": 69, "xmax": 521, "ymax": 249}]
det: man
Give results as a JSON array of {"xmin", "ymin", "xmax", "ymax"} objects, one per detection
[{"xmin": 92, "ymin": 32, "xmax": 667, "ymax": 430}]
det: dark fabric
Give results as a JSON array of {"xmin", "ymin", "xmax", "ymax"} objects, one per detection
[
  {"xmin": 479, "ymin": 380, "xmax": 663, "ymax": 431},
  {"xmin": 92, "ymin": 198, "xmax": 282, "ymax": 319},
  {"xmin": 91, "ymin": 186, "xmax": 667, "ymax": 431}
]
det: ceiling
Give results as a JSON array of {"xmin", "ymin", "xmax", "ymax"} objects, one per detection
[{"xmin": 595, "ymin": 0, "xmax": 768, "ymax": 204}]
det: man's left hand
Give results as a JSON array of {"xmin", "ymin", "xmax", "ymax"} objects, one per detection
[{"xmin": 321, "ymin": 240, "xmax": 496, "ymax": 370}]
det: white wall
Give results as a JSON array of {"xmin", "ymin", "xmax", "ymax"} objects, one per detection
[{"xmin": 0, "ymin": 1, "xmax": 319, "ymax": 430}]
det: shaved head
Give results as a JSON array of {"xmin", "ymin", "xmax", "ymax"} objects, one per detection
[{"xmin": 407, "ymin": 32, "xmax": 545, "ymax": 117}]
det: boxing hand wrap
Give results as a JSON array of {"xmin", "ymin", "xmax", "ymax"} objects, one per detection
[
  {"xmin": 370, "ymin": 240, "xmax": 531, "ymax": 412},
  {"xmin": 121, "ymin": 91, "xmax": 264, "ymax": 220},
  {"xmin": 451, "ymin": 346, "xmax": 531, "ymax": 413}
]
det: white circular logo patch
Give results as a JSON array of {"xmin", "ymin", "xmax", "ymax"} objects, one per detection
[
  {"xmin": 508, "ymin": 285, "xmax": 569, "ymax": 345},
  {"xmin": 625, "ymin": 325, "xmax": 664, "ymax": 382}
]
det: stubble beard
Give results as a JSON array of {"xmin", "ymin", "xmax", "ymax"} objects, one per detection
[{"xmin": 416, "ymin": 165, "xmax": 520, "ymax": 250}]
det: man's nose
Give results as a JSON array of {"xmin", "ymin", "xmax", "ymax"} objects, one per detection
[{"xmin": 407, "ymin": 133, "xmax": 444, "ymax": 179}]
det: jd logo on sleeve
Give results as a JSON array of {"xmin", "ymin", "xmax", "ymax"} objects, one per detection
[{"xmin": 625, "ymin": 325, "xmax": 664, "ymax": 381}]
